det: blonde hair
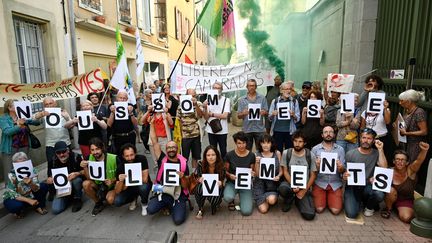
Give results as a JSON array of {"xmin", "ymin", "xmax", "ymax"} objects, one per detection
[
  {"xmin": 399, "ymin": 89, "xmax": 425, "ymax": 103},
  {"xmin": 3, "ymin": 99, "xmax": 15, "ymax": 114}
]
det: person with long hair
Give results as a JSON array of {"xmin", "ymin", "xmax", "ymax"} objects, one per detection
[
  {"xmin": 192, "ymin": 145, "xmax": 225, "ymax": 219},
  {"xmin": 253, "ymin": 134, "xmax": 282, "ymax": 214}
]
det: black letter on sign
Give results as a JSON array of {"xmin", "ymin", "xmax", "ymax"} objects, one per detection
[
  {"xmin": 348, "ymin": 168, "xmax": 361, "ymax": 183},
  {"xmin": 181, "ymin": 99, "xmax": 193, "ymax": 112},
  {"xmin": 78, "ymin": 115, "xmax": 91, "ymax": 128},
  {"xmin": 127, "ymin": 169, "xmax": 140, "ymax": 184},
  {"xmin": 292, "ymin": 171, "xmax": 304, "ymax": 187},
  {"xmin": 322, "ymin": 158, "xmax": 336, "ymax": 173},
  {"xmin": 53, "ymin": 174, "xmax": 68, "ymax": 187},
  {"xmin": 203, "ymin": 179, "xmax": 217, "ymax": 194},
  {"xmin": 16, "ymin": 167, "xmax": 31, "ymax": 180},
  {"xmin": 248, "ymin": 108, "xmax": 260, "ymax": 119},
  {"xmin": 165, "ymin": 169, "xmax": 177, "ymax": 184},
  {"xmin": 46, "ymin": 113, "xmax": 61, "ymax": 127},
  {"xmin": 278, "ymin": 106, "xmax": 289, "ymax": 119},
  {"xmin": 237, "ymin": 173, "xmax": 248, "ymax": 188},
  {"xmin": 374, "ymin": 174, "xmax": 388, "ymax": 189},
  {"xmin": 116, "ymin": 106, "xmax": 126, "ymax": 119},
  {"xmin": 207, "ymin": 94, "xmax": 218, "ymax": 106},
  {"xmin": 16, "ymin": 106, "xmax": 31, "ymax": 119},
  {"xmin": 369, "ymin": 98, "xmax": 381, "ymax": 113},
  {"xmin": 342, "ymin": 99, "xmax": 353, "ymax": 113},
  {"xmin": 308, "ymin": 104, "xmax": 318, "ymax": 116},
  {"xmin": 154, "ymin": 99, "xmax": 163, "ymax": 111},
  {"xmin": 89, "ymin": 166, "xmax": 103, "ymax": 179},
  {"xmin": 260, "ymin": 163, "xmax": 275, "ymax": 178}
]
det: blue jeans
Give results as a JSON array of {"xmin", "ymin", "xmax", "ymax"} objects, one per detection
[
  {"xmin": 113, "ymin": 182, "xmax": 153, "ymax": 206},
  {"xmin": 3, "ymin": 182, "xmax": 48, "ymax": 214},
  {"xmin": 336, "ymin": 140, "xmax": 358, "ymax": 154},
  {"xmin": 51, "ymin": 177, "xmax": 83, "ymax": 214},
  {"xmin": 147, "ymin": 193, "xmax": 188, "ymax": 225},
  {"xmin": 223, "ymin": 181, "xmax": 253, "ymax": 216},
  {"xmin": 344, "ymin": 184, "xmax": 385, "ymax": 219}
]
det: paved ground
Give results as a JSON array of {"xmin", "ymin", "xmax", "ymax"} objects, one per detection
[{"xmin": 0, "ymin": 123, "xmax": 431, "ymax": 242}]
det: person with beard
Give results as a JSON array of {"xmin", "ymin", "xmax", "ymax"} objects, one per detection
[
  {"xmin": 46, "ymin": 141, "xmax": 84, "ymax": 214},
  {"xmin": 81, "ymin": 137, "xmax": 119, "ymax": 216},
  {"xmin": 311, "ymin": 126, "xmax": 345, "ymax": 215},
  {"xmin": 343, "ymin": 128, "xmax": 387, "ymax": 221},
  {"xmin": 146, "ymin": 121, "xmax": 190, "ymax": 225},
  {"xmin": 237, "ymin": 79, "xmax": 269, "ymax": 151},
  {"xmin": 278, "ymin": 131, "xmax": 317, "ymax": 220},
  {"xmin": 113, "ymin": 143, "xmax": 152, "ymax": 216}
]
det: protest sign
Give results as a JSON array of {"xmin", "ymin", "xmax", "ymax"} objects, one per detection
[{"xmin": 327, "ymin": 73, "xmax": 355, "ymax": 93}]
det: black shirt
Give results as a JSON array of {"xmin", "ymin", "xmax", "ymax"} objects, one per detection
[
  {"xmin": 224, "ymin": 150, "xmax": 255, "ymax": 182},
  {"xmin": 108, "ymin": 103, "xmax": 135, "ymax": 134},
  {"xmin": 116, "ymin": 154, "xmax": 150, "ymax": 181},
  {"xmin": 49, "ymin": 152, "xmax": 82, "ymax": 177}
]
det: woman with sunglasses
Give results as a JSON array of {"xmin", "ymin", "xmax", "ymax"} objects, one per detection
[{"xmin": 381, "ymin": 142, "xmax": 429, "ymax": 222}]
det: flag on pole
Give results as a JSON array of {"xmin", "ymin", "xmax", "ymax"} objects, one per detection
[
  {"xmin": 135, "ymin": 28, "xmax": 145, "ymax": 78},
  {"xmin": 198, "ymin": 0, "xmax": 236, "ymax": 64},
  {"xmin": 110, "ymin": 26, "xmax": 136, "ymax": 104},
  {"xmin": 185, "ymin": 54, "xmax": 194, "ymax": 64}
]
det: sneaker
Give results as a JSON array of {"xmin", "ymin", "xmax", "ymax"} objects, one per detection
[
  {"xmin": 71, "ymin": 198, "xmax": 83, "ymax": 213},
  {"xmin": 129, "ymin": 198, "xmax": 138, "ymax": 211},
  {"xmin": 141, "ymin": 203, "xmax": 148, "ymax": 216},
  {"xmin": 91, "ymin": 202, "xmax": 104, "ymax": 216},
  {"xmin": 345, "ymin": 215, "xmax": 357, "ymax": 222},
  {"xmin": 364, "ymin": 208, "xmax": 374, "ymax": 217}
]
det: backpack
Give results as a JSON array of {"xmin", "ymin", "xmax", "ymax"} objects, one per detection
[{"xmin": 285, "ymin": 148, "xmax": 312, "ymax": 169}]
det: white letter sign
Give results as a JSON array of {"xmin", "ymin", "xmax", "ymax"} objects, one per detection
[
  {"xmin": 13, "ymin": 160, "xmax": 35, "ymax": 181},
  {"xmin": 248, "ymin": 104, "xmax": 261, "ymax": 121},
  {"xmin": 346, "ymin": 163, "xmax": 366, "ymax": 186},
  {"xmin": 124, "ymin": 163, "xmax": 143, "ymax": 186},
  {"xmin": 163, "ymin": 163, "xmax": 180, "ymax": 186},
  {"xmin": 51, "ymin": 167, "xmax": 71, "ymax": 189},
  {"xmin": 277, "ymin": 103, "xmax": 291, "ymax": 120},
  {"xmin": 290, "ymin": 165, "xmax": 307, "ymax": 189},
  {"xmin": 88, "ymin": 161, "xmax": 105, "ymax": 181},
  {"xmin": 307, "ymin": 100, "xmax": 321, "ymax": 118},
  {"xmin": 340, "ymin": 93, "xmax": 355, "ymax": 114},
  {"xmin": 44, "ymin": 108, "xmax": 62, "ymax": 129},
  {"xmin": 320, "ymin": 152, "xmax": 338, "ymax": 174},
  {"xmin": 259, "ymin": 158, "xmax": 276, "ymax": 180},
  {"xmin": 14, "ymin": 101, "xmax": 32, "ymax": 119},
  {"xmin": 180, "ymin": 95, "xmax": 194, "ymax": 113},
  {"xmin": 372, "ymin": 167, "xmax": 394, "ymax": 193},
  {"xmin": 114, "ymin": 102, "xmax": 128, "ymax": 120},
  {"xmin": 152, "ymin": 94, "xmax": 166, "ymax": 113},
  {"xmin": 235, "ymin": 167, "xmax": 251, "ymax": 189},
  {"xmin": 367, "ymin": 92, "xmax": 385, "ymax": 114},
  {"xmin": 202, "ymin": 174, "xmax": 219, "ymax": 196},
  {"xmin": 76, "ymin": 110, "xmax": 93, "ymax": 130}
]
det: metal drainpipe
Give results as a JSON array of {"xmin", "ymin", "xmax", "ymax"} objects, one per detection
[
  {"xmin": 67, "ymin": 0, "xmax": 79, "ymax": 149},
  {"xmin": 406, "ymin": 57, "xmax": 416, "ymax": 90}
]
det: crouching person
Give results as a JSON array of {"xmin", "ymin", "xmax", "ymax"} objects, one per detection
[
  {"xmin": 46, "ymin": 141, "xmax": 84, "ymax": 214},
  {"xmin": 279, "ymin": 131, "xmax": 317, "ymax": 220},
  {"xmin": 81, "ymin": 137, "xmax": 119, "ymax": 216},
  {"xmin": 113, "ymin": 143, "xmax": 152, "ymax": 216},
  {"xmin": 147, "ymin": 122, "xmax": 189, "ymax": 225}
]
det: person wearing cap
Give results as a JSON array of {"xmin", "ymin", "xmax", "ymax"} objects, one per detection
[
  {"xmin": 46, "ymin": 141, "xmax": 84, "ymax": 214},
  {"xmin": 296, "ymin": 81, "xmax": 313, "ymax": 128},
  {"xmin": 237, "ymin": 79, "xmax": 269, "ymax": 151},
  {"xmin": 343, "ymin": 128, "xmax": 388, "ymax": 221}
]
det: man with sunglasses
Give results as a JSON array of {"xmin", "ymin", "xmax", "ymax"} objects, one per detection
[
  {"xmin": 46, "ymin": 141, "xmax": 84, "ymax": 214},
  {"xmin": 343, "ymin": 128, "xmax": 388, "ymax": 221}
]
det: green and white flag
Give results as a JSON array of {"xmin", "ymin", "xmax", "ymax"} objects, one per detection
[{"xmin": 110, "ymin": 25, "xmax": 136, "ymax": 105}]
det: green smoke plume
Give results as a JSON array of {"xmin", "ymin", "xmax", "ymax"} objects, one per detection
[{"xmin": 238, "ymin": 0, "xmax": 285, "ymax": 81}]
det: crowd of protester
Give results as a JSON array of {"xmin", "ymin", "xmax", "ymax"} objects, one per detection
[{"xmin": 0, "ymin": 75, "xmax": 429, "ymax": 226}]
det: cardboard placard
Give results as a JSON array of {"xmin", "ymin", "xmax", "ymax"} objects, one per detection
[
  {"xmin": 319, "ymin": 152, "xmax": 338, "ymax": 174},
  {"xmin": 14, "ymin": 101, "xmax": 32, "ymax": 119},
  {"xmin": 76, "ymin": 110, "xmax": 93, "ymax": 130},
  {"xmin": 163, "ymin": 163, "xmax": 180, "ymax": 186},
  {"xmin": 290, "ymin": 165, "xmax": 307, "ymax": 189},
  {"xmin": 114, "ymin": 102, "xmax": 129, "ymax": 120},
  {"xmin": 88, "ymin": 161, "xmax": 105, "ymax": 181},
  {"xmin": 152, "ymin": 94, "xmax": 166, "ymax": 112},
  {"xmin": 340, "ymin": 93, "xmax": 355, "ymax": 114},
  {"xmin": 366, "ymin": 92, "xmax": 385, "ymax": 114},
  {"xmin": 44, "ymin": 108, "xmax": 62, "ymax": 129},
  {"xmin": 307, "ymin": 100, "xmax": 321, "ymax": 118},
  {"xmin": 277, "ymin": 103, "xmax": 291, "ymax": 120},
  {"xmin": 235, "ymin": 168, "xmax": 252, "ymax": 190},
  {"xmin": 13, "ymin": 160, "xmax": 35, "ymax": 181},
  {"xmin": 202, "ymin": 174, "xmax": 219, "ymax": 196},
  {"xmin": 259, "ymin": 158, "xmax": 276, "ymax": 180},
  {"xmin": 124, "ymin": 163, "xmax": 143, "ymax": 186},
  {"xmin": 51, "ymin": 167, "xmax": 71, "ymax": 190},
  {"xmin": 346, "ymin": 163, "xmax": 366, "ymax": 186},
  {"xmin": 372, "ymin": 167, "xmax": 394, "ymax": 193},
  {"xmin": 180, "ymin": 95, "xmax": 194, "ymax": 113},
  {"xmin": 248, "ymin": 104, "xmax": 261, "ymax": 121}
]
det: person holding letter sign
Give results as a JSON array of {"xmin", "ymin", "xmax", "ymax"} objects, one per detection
[
  {"xmin": 107, "ymin": 90, "xmax": 138, "ymax": 154},
  {"xmin": 381, "ymin": 142, "xmax": 429, "ymax": 223},
  {"xmin": 81, "ymin": 138, "xmax": 119, "ymax": 216},
  {"xmin": 253, "ymin": 134, "xmax": 283, "ymax": 214},
  {"xmin": 237, "ymin": 79, "xmax": 269, "ymax": 151},
  {"xmin": 176, "ymin": 88, "xmax": 204, "ymax": 169},
  {"xmin": 336, "ymin": 93, "xmax": 361, "ymax": 153},
  {"xmin": 147, "ymin": 121, "xmax": 190, "ymax": 225},
  {"xmin": 311, "ymin": 126, "xmax": 346, "ymax": 215},
  {"xmin": 113, "ymin": 144, "xmax": 152, "ymax": 216},
  {"xmin": 46, "ymin": 141, "xmax": 84, "ymax": 214},
  {"xmin": 223, "ymin": 132, "xmax": 256, "ymax": 216},
  {"xmin": 65, "ymin": 100, "xmax": 107, "ymax": 158},
  {"xmin": 0, "ymin": 99, "xmax": 41, "ymax": 182},
  {"xmin": 189, "ymin": 145, "xmax": 225, "ymax": 219},
  {"xmin": 398, "ymin": 89, "xmax": 428, "ymax": 164},
  {"xmin": 2, "ymin": 152, "xmax": 48, "ymax": 218},
  {"xmin": 279, "ymin": 131, "xmax": 317, "ymax": 220},
  {"xmin": 343, "ymin": 128, "xmax": 387, "ymax": 221},
  {"xmin": 268, "ymin": 82, "xmax": 300, "ymax": 152},
  {"xmin": 300, "ymin": 91, "xmax": 325, "ymax": 149},
  {"xmin": 203, "ymin": 82, "xmax": 231, "ymax": 159},
  {"xmin": 357, "ymin": 74, "xmax": 385, "ymax": 113}
]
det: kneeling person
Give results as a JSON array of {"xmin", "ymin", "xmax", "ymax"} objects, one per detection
[
  {"xmin": 81, "ymin": 138, "xmax": 119, "ymax": 216},
  {"xmin": 47, "ymin": 141, "xmax": 84, "ymax": 214},
  {"xmin": 114, "ymin": 143, "xmax": 152, "ymax": 216}
]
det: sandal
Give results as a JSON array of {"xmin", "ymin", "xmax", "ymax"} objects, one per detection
[
  {"xmin": 35, "ymin": 207, "xmax": 48, "ymax": 215},
  {"xmin": 228, "ymin": 201, "xmax": 236, "ymax": 211},
  {"xmin": 380, "ymin": 208, "xmax": 391, "ymax": 219},
  {"xmin": 14, "ymin": 212, "xmax": 24, "ymax": 219},
  {"xmin": 196, "ymin": 210, "xmax": 203, "ymax": 219}
]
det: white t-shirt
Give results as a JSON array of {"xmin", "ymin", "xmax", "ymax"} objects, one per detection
[
  {"xmin": 205, "ymin": 96, "xmax": 231, "ymax": 135},
  {"xmin": 361, "ymin": 110, "xmax": 388, "ymax": 136}
]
